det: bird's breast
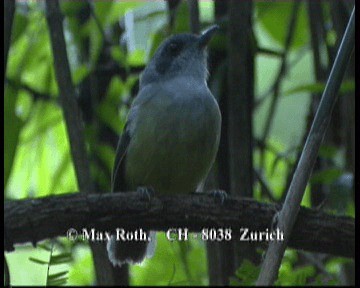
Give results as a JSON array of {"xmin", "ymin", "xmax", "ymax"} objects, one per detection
[{"xmin": 125, "ymin": 89, "xmax": 221, "ymax": 194}]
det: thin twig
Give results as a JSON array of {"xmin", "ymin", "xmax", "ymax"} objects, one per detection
[
  {"xmin": 255, "ymin": 45, "xmax": 310, "ymax": 108},
  {"xmin": 253, "ymin": 169, "xmax": 277, "ymax": 202},
  {"xmin": 258, "ymin": 1, "xmax": 301, "ymax": 173},
  {"xmin": 256, "ymin": 47, "xmax": 283, "ymax": 58},
  {"xmin": 256, "ymin": 7, "xmax": 355, "ymax": 285},
  {"xmin": 299, "ymin": 251, "xmax": 335, "ymax": 281}
]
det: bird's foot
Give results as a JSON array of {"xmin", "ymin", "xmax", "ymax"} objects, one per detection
[
  {"xmin": 207, "ymin": 189, "xmax": 228, "ymax": 205},
  {"xmin": 136, "ymin": 186, "xmax": 155, "ymax": 202}
]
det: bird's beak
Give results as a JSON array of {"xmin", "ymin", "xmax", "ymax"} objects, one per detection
[{"xmin": 198, "ymin": 25, "xmax": 219, "ymax": 49}]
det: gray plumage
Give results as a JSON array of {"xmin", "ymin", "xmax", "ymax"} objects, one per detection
[{"xmin": 107, "ymin": 25, "xmax": 221, "ymax": 266}]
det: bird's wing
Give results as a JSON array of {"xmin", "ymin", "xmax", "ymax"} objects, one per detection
[
  {"xmin": 111, "ymin": 121, "xmax": 131, "ymax": 193},
  {"xmin": 111, "ymin": 84, "xmax": 158, "ymax": 193}
]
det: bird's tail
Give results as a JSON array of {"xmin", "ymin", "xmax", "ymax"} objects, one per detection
[{"xmin": 106, "ymin": 231, "xmax": 156, "ymax": 266}]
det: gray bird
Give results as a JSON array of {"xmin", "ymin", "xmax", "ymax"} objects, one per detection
[{"xmin": 107, "ymin": 25, "xmax": 221, "ymax": 266}]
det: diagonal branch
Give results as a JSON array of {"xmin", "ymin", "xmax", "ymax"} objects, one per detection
[
  {"xmin": 45, "ymin": 0, "xmax": 94, "ymax": 194},
  {"xmin": 256, "ymin": 7, "xmax": 355, "ymax": 285},
  {"xmin": 4, "ymin": 192, "xmax": 354, "ymax": 259}
]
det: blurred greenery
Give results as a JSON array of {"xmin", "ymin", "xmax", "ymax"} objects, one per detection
[{"xmin": 4, "ymin": 0, "xmax": 354, "ymax": 286}]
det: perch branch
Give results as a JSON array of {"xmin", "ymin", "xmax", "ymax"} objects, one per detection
[{"xmin": 4, "ymin": 192, "xmax": 354, "ymax": 259}]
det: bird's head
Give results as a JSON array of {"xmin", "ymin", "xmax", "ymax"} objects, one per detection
[{"xmin": 140, "ymin": 25, "xmax": 219, "ymax": 87}]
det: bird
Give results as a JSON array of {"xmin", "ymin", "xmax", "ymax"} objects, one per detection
[{"xmin": 107, "ymin": 25, "xmax": 221, "ymax": 267}]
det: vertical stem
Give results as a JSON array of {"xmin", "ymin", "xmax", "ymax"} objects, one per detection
[
  {"xmin": 187, "ymin": 0, "xmax": 200, "ymax": 34},
  {"xmin": 206, "ymin": 2, "xmax": 230, "ymax": 285},
  {"xmin": 228, "ymin": 0, "xmax": 259, "ymax": 280},
  {"xmin": 228, "ymin": 0, "xmax": 253, "ymax": 198}
]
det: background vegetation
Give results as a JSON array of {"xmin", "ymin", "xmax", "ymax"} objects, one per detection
[{"xmin": 4, "ymin": 0, "xmax": 354, "ymax": 285}]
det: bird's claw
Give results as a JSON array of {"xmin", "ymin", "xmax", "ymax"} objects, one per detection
[
  {"xmin": 136, "ymin": 186, "xmax": 155, "ymax": 202},
  {"xmin": 208, "ymin": 189, "xmax": 228, "ymax": 205}
]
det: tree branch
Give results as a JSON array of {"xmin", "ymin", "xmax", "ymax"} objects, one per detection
[
  {"xmin": 4, "ymin": 192, "xmax": 354, "ymax": 259},
  {"xmin": 45, "ymin": 0, "xmax": 94, "ymax": 194},
  {"xmin": 256, "ymin": 7, "xmax": 355, "ymax": 285}
]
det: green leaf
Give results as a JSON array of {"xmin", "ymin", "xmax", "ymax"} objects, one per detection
[
  {"xmin": 311, "ymin": 273, "xmax": 339, "ymax": 285},
  {"xmin": 47, "ymin": 277, "xmax": 68, "ymax": 286},
  {"xmin": 106, "ymin": 76, "xmax": 125, "ymax": 103},
  {"xmin": 310, "ymin": 168, "xmax": 343, "ymax": 185},
  {"xmin": 256, "ymin": 2, "xmax": 309, "ymax": 50},
  {"xmin": 284, "ymin": 80, "xmax": 355, "ymax": 96},
  {"xmin": 93, "ymin": 1, "xmax": 113, "ymax": 26},
  {"xmin": 233, "ymin": 259, "xmax": 260, "ymax": 285},
  {"xmin": 276, "ymin": 265, "xmax": 316, "ymax": 285},
  {"xmin": 37, "ymin": 243, "xmax": 53, "ymax": 252},
  {"xmin": 199, "ymin": 1, "xmax": 214, "ymax": 23},
  {"xmin": 111, "ymin": 46, "xmax": 127, "ymax": 67},
  {"xmin": 108, "ymin": 2, "xmax": 145, "ymax": 25},
  {"xmin": 318, "ymin": 145, "xmax": 338, "ymax": 159},
  {"xmin": 72, "ymin": 64, "xmax": 90, "ymax": 85},
  {"xmin": 173, "ymin": 1, "xmax": 191, "ymax": 33},
  {"xmin": 97, "ymin": 100, "xmax": 122, "ymax": 134},
  {"xmin": 95, "ymin": 144, "xmax": 115, "ymax": 173},
  {"xmin": 49, "ymin": 253, "xmax": 73, "ymax": 265},
  {"xmin": 60, "ymin": 1, "xmax": 86, "ymax": 17},
  {"xmin": 81, "ymin": 19, "xmax": 103, "ymax": 65},
  {"xmin": 67, "ymin": 246, "xmax": 95, "ymax": 285},
  {"xmin": 128, "ymin": 49, "xmax": 146, "ymax": 66},
  {"xmin": 148, "ymin": 31, "xmax": 167, "ymax": 59},
  {"xmin": 48, "ymin": 153, "xmax": 72, "ymax": 195},
  {"xmin": 20, "ymin": 113, "xmax": 62, "ymax": 145},
  {"xmin": 94, "ymin": 1, "xmax": 145, "ymax": 27},
  {"xmin": 48, "ymin": 271, "xmax": 69, "ymax": 280},
  {"xmin": 12, "ymin": 10, "xmax": 29, "ymax": 43},
  {"xmin": 28, "ymin": 257, "xmax": 48, "ymax": 265}
]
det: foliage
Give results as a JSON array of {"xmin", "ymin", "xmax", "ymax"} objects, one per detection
[{"xmin": 28, "ymin": 242, "xmax": 71, "ymax": 286}]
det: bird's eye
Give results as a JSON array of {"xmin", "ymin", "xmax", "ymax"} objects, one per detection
[{"xmin": 168, "ymin": 42, "xmax": 181, "ymax": 55}]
